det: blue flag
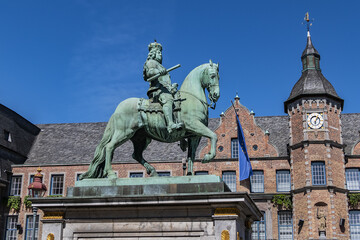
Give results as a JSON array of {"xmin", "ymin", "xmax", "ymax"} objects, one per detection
[{"xmin": 236, "ymin": 114, "xmax": 253, "ymax": 181}]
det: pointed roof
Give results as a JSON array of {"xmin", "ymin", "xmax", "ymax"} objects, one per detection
[
  {"xmin": 284, "ymin": 31, "xmax": 343, "ymax": 111},
  {"xmin": 301, "ymin": 31, "xmax": 320, "ymax": 58}
]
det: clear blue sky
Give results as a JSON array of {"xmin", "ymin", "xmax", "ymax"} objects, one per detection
[{"xmin": 1, "ymin": 1, "xmax": 359, "ymax": 124}]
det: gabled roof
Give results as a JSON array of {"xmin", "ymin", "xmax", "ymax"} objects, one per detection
[
  {"xmin": 24, "ymin": 119, "xmax": 221, "ymax": 165},
  {"xmin": 22, "ymin": 112, "xmax": 360, "ymax": 166},
  {"xmin": 341, "ymin": 113, "xmax": 360, "ymax": 155},
  {"xmin": 255, "ymin": 115, "xmax": 289, "ymax": 156}
]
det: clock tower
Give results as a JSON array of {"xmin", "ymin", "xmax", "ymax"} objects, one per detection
[{"xmin": 284, "ymin": 27, "xmax": 349, "ymax": 239}]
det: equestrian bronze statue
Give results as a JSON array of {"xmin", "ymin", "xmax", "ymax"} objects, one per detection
[{"xmin": 80, "ymin": 41, "xmax": 220, "ymax": 179}]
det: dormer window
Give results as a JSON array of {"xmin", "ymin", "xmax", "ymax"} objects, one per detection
[{"xmin": 4, "ymin": 130, "xmax": 11, "ymax": 142}]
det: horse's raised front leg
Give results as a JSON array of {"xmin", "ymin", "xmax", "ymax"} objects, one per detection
[
  {"xmin": 187, "ymin": 137, "xmax": 200, "ymax": 175},
  {"xmin": 186, "ymin": 121, "xmax": 218, "ymax": 163}
]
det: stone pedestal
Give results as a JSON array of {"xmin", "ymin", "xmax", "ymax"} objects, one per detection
[{"xmin": 32, "ymin": 175, "xmax": 261, "ymax": 240}]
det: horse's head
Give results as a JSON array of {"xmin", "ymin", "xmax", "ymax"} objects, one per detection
[{"xmin": 202, "ymin": 60, "xmax": 220, "ymax": 106}]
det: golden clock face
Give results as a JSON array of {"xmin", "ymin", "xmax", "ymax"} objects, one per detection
[{"xmin": 307, "ymin": 113, "xmax": 324, "ymax": 129}]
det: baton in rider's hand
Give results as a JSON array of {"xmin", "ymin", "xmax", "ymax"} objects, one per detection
[{"xmin": 146, "ymin": 64, "xmax": 181, "ymax": 82}]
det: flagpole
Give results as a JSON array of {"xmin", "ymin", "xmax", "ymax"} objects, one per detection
[
  {"xmin": 230, "ymin": 100, "xmax": 238, "ymax": 117},
  {"xmin": 231, "ymin": 100, "xmax": 253, "ymax": 182},
  {"xmin": 230, "ymin": 100, "xmax": 241, "ymax": 181}
]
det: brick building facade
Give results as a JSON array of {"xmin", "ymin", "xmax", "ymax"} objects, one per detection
[{"xmin": 3, "ymin": 31, "xmax": 360, "ymax": 240}]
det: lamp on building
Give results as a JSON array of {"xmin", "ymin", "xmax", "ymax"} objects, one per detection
[
  {"xmin": 28, "ymin": 167, "xmax": 47, "ymax": 240},
  {"xmin": 28, "ymin": 168, "xmax": 47, "ymax": 197},
  {"xmin": 340, "ymin": 218, "xmax": 345, "ymax": 228},
  {"xmin": 298, "ymin": 219, "xmax": 304, "ymax": 227}
]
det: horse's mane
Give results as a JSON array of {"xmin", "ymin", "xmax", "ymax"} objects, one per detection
[{"xmin": 181, "ymin": 63, "xmax": 209, "ymax": 86}]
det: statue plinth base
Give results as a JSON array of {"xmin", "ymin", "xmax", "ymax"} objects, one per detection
[
  {"xmin": 31, "ymin": 175, "xmax": 261, "ymax": 240},
  {"xmin": 69, "ymin": 175, "xmax": 229, "ymax": 197}
]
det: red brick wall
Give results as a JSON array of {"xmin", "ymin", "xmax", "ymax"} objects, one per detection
[
  {"xmin": 8, "ymin": 98, "xmax": 358, "ymax": 240},
  {"xmin": 289, "ymin": 99, "xmax": 350, "ymax": 239},
  {"xmin": 200, "ymin": 98, "xmax": 278, "ymax": 159},
  {"xmin": 352, "ymin": 142, "xmax": 360, "ymax": 155}
]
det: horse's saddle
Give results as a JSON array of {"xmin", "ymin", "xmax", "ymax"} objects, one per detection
[
  {"xmin": 137, "ymin": 92, "xmax": 183, "ymax": 141},
  {"xmin": 137, "ymin": 92, "xmax": 182, "ymax": 113}
]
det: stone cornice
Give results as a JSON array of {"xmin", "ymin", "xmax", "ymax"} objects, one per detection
[
  {"xmin": 288, "ymin": 140, "xmax": 345, "ymax": 151},
  {"xmin": 345, "ymin": 155, "xmax": 360, "ymax": 159},
  {"xmin": 292, "ymin": 185, "xmax": 347, "ymax": 194},
  {"xmin": 249, "ymin": 192, "xmax": 291, "ymax": 201}
]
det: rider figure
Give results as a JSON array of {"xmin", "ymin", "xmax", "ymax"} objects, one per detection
[{"xmin": 143, "ymin": 41, "xmax": 183, "ymax": 133}]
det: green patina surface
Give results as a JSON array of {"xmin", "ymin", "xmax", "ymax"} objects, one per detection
[
  {"xmin": 79, "ymin": 41, "xmax": 220, "ymax": 180},
  {"xmin": 76, "ymin": 175, "xmax": 222, "ymax": 187}
]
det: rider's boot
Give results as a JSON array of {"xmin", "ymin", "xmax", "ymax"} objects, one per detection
[{"xmin": 163, "ymin": 103, "xmax": 177, "ymax": 133}]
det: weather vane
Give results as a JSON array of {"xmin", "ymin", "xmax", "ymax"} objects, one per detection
[{"xmin": 302, "ymin": 12, "xmax": 314, "ymax": 32}]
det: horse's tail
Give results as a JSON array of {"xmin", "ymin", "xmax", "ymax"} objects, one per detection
[{"xmin": 79, "ymin": 115, "xmax": 116, "ymax": 179}]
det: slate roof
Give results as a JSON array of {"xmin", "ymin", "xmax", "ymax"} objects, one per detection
[
  {"xmin": 341, "ymin": 113, "xmax": 360, "ymax": 154},
  {"xmin": 285, "ymin": 33, "xmax": 343, "ymax": 108},
  {"xmin": 23, "ymin": 113, "xmax": 360, "ymax": 166},
  {"xmin": 25, "ymin": 119, "xmax": 220, "ymax": 166},
  {"xmin": 254, "ymin": 115, "xmax": 289, "ymax": 157},
  {"xmin": 301, "ymin": 32, "xmax": 320, "ymax": 58},
  {"xmin": 287, "ymin": 70, "xmax": 341, "ymax": 101}
]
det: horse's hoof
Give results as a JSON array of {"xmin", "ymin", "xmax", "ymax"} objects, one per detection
[
  {"xmin": 150, "ymin": 171, "xmax": 158, "ymax": 177},
  {"xmin": 108, "ymin": 174, "xmax": 117, "ymax": 179},
  {"xmin": 202, "ymin": 154, "xmax": 212, "ymax": 163},
  {"xmin": 187, "ymin": 172, "xmax": 193, "ymax": 176},
  {"xmin": 106, "ymin": 170, "xmax": 117, "ymax": 179}
]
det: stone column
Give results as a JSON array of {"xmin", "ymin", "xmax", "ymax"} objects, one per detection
[
  {"xmin": 41, "ymin": 212, "xmax": 64, "ymax": 240},
  {"xmin": 213, "ymin": 208, "xmax": 244, "ymax": 240},
  {"xmin": 213, "ymin": 215, "xmax": 238, "ymax": 240}
]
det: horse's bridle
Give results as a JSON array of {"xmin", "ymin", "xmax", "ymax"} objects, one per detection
[
  {"xmin": 178, "ymin": 90, "xmax": 216, "ymax": 110},
  {"xmin": 178, "ymin": 64, "xmax": 219, "ymax": 110},
  {"xmin": 202, "ymin": 69, "xmax": 219, "ymax": 110}
]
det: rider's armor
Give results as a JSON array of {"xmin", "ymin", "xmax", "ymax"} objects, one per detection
[{"xmin": 143, "ymin": 41, "xmax": 182, "ymax": 133}]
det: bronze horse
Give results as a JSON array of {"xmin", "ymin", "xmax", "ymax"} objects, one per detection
[{"xmin": 80, "ymin": 60, "xmax": 220, "ymax": 179}]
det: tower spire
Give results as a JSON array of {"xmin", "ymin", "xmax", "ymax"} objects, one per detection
[{"xmin": 284, "ymin": 13, "xmax": 344, "ymax": 112}]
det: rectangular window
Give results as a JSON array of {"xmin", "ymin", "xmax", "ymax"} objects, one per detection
[
  {"xmin": 4, "ymin": 130, "xmax": 12, "ymax": 142},
  {"xmin": 25, "ymin": 215, "xmax": 39, "ymax": 240},
  {"xmin": 346, "ymin": 169, "xmax": 360, "ymax": 191},
  {"xmin": 157, "ymin": 171, "xmax": 171, "ymax": 177},
  {"xmin": 311, "ymin": 162, "xmax": 326, "ymax": 185},
  {"xmin": 195, "ymin": 171, "xmax": 209, "ymax": 175},
  {"xmin": 76, "ymin": 173, "xmax": 84, "ymax": 181},
  {"xmin": 277, "ymin": 170, "xmax": 291, "ymax": 192},
  {"xmin": 252, "ymin": 212, "xmax": 266, "ymax": 240},
  {"xmin": 10, "ymin": 176, "xmax": 22, "ymax": 196},
  {"xmin": 231, "ymin": 139, "xmax": 239, "ymax": 158},
  {"xmin": 29, "ymin": 175, "xmax": 34, "ymax": 184},
  {"xmin": 350, "ymin": 211, "xmax": 360, "ymax": 240},
  {"xmin": 278, "ymin": 211, "xmax": 293, "ymax": 240},
  {"xmin": 250, "ymin": 171, "xmax": 264, "ymax": 193},
  {"xmin": 130, "ymin": 172, "xmax": 143, "ymax": 178},
  {"xmin": 50, "ymin": 174, "xmax": 64, "ymax": 196},
  {"xmin": 5, "ymin": 215, "xmax": 18, "ymax": 240},
  {"xmin": 222, "ymin": 171, "xmax": 236, "ymax": 192}
]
